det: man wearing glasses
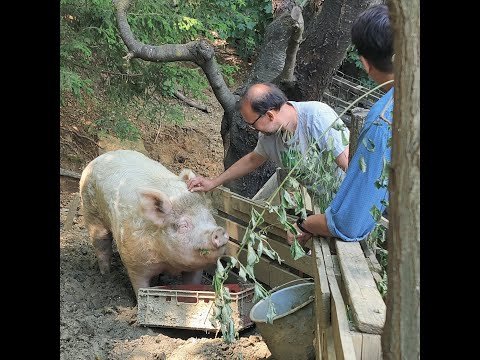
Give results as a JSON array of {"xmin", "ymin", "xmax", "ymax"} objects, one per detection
[{"xmin": 187, "ymin": 82, "xmax": 349, "ymax": 195}]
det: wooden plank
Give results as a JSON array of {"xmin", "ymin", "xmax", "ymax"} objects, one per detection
[
  {"xmin": 208, "ymin": 187, "xmax": 291, "ymax": 239},
  {"xmin": 351, "ymin": 332, "xmax": 363, "ymax": 360},
  {"xmin": 325, "ymin": 326, "xmax": 337, "ymax": 360},
  {"xmin": 335, "ymin": 240, "xmax": 386, "ymax": 334},
  {"xmin": 214, "ymin": 214, "xmax": 314, "ymax": 276},
  {"xmin": 316, "ymin": 322, "xmax": 337, "ymax": 360},
  {"xmin": 231, "ymin": 193, "xmax": 292, "ymax": 238},
  {"xmin": 331, "ymin": 255, "xmax": 347, "ymax": 301},
  {"xmin": 331, "ymin": 288, "xmax": 358, "ymax": 360},
  {"xmin": 302, "ymin": 186, "xmax": 313, "ymax": 212},
  {"xmin": 226, "ymin": 239, "xmax": 301, "ymax": 289},
  {"xmin": 321, "ymin": 238, "xmax": 357, "ymax": 360},
  {"xmin": 316, "ymin": 324, "xmax": 338, "ymax": 360},
  {"xmin": 361, "ymin": 333, "xmax": 382, "ymax": 360},
  {"xmin": 312, "ymin": 238, "xmax": 331, "ymax": 328},
  {"xmin": 64, "ymin": 193, "xmax": 80, "ymax": 231},
  {"xmin": 268, "ymin": 263, "xmax": 301, "ymax": 288},
  {"xmin": 350, "ymin": 333, "xmax": 382, "ymax": 360},
  {"xmin": 379, "ymin": 216, "xmax": 389, "ymax": 229},
  {"xmin": 314, "ymin": 321, "xmax": 321, "ymax": 359},
  {"xmin": 359, "ymin": 240, "xmax": 384, "ymax": 288}
]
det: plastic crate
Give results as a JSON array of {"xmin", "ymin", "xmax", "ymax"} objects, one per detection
[{"xmin": 137, "ymin": 283, "xmax": 255, "ymax": 332}]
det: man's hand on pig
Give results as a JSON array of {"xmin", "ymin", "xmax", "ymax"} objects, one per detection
[{"xmin": 187, "ymin": 176, "xmax": 216, "ymax": 193}]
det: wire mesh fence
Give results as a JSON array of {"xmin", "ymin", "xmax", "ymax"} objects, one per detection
[{"xmin": 324, "ymin": 70, "xmax": 385, "ymax": 126}]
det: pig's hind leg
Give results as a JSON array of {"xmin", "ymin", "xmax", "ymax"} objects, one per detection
[{"xmin": 86, "ymin": 222, "xmax": 114, "ymax": 275}]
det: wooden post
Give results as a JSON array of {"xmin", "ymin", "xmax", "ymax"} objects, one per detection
[{"xmin": 349, "ymin": 107, "xmax": 369, "ymax": 161}]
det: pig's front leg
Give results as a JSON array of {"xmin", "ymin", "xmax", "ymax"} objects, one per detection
[
  {"xmin": 127, "ymin": 271, "xmax": 154, "ymax": 298},
  {"xmin": 182, "ymin": 270, "xmax": 203, "ymax": 284}
]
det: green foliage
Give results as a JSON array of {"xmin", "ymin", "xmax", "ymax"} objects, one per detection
[
  {"xmin": 93, "ymin": 109, "xmax": 141, "ymax": 141},
  {"xmin": 60, "ymin": 0, "xmax": 272, "ymax": 148},
  {"xmin": 185, "ymin": 0, "xmax": 273, "ymax": 60},
  {"xmin": 219, "ymin": 64, "xmax": 240, "ymax": 87},
  {"xmin": 60, "ymin": 68, "xmax": 94, "ymax": 105},
  {"xmin": 366, "ymin": 223, "xmax": 388, "ymax": 298},
  {"xmin": 343, "ymin": 45, "xmax": 377, "ymax": 89},
  {"xmin": 60, "ymin": 0, "xmax": 269, "ymax": 109}
]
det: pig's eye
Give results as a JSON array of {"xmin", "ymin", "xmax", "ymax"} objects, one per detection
[{"xmin": 176, "ymin": 219, "xmax": 191, "ymax": 233}]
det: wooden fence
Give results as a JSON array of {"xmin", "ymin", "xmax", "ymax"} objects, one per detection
[{"xmin": 207, "ymin": 185, "xmax": 387, "ymax": 360}]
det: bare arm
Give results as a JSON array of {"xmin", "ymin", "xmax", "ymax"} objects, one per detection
[
  {"xmin": 287, "ymin": 213, "xmax": 334, "ymax": 245},
  {"xmin": 188, "ymin": 152, "xmax": 267, "ymax": 192},
  {"xmin": 335, "ymin": 146, "xmax": 349, "ymax": 172}
]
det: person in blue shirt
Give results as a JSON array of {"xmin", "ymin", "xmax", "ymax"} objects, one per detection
[{"xmin": 288, "ymin": 4, "xmax": 394, "ymax": 244}]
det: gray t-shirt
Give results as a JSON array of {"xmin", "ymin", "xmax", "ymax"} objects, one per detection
[{"xmin": 254, "ymin": 101, "xmax": 349, "ymax": 195}]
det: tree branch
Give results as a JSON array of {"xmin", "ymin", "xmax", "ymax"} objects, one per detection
[
  {"xmin": 60, "ymin": 168, "xmax": 82, "ymax": 179},
  {"xmin": 174, "ymin": 91, "xmax": 209, "ymax": 113},
  {"xmin": 61, "ymin": 127, "xmax": 102, "ymax": 148},
  {"xmin": 275, "ymin": 6, "xmax": 304, "ymax": 84},
  {"xmin": 113, "ymin": 0, "xmax": 236, "ymax": 113}
]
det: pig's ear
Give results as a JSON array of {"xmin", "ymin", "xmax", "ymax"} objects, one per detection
[
  {"xmin": 178, "ymin": 168, "xmax": 196, "ymax": 183},
  {"xmin": 138, "ymin": 188, "xmax": 172, "ymax": 226}
]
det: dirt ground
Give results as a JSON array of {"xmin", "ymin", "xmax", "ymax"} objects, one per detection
[
  {"xmin": 60, "ymin": 190, "xmax": 271, "ymax": 360},
  {"xmin": 60, "ymin": 53, "xmax": 277, "ymax": 359}
]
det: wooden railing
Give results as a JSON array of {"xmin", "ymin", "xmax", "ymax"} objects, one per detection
[{"xmin": 207, "ymin": 185, "xmax": 387, "ymax": 359}]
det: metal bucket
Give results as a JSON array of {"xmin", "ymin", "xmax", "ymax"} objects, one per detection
[{"xmin": 249, "ymin": 280, "xmax": 316, "ymax": 360}]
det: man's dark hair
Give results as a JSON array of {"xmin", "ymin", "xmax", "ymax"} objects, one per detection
[
  {"xmin": 351, "ymin": 4, "xmax": 394, "ymax": 73},
  {"xmin": 237, "ymin": 82, "xmax": 288, "ymax": 114}
]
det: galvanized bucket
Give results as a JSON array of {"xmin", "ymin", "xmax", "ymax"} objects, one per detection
[{"xmin": 249, "ymin": 279, "xmax": 316, "ymax": 360}]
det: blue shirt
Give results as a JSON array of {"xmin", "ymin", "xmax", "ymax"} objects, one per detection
[{"xmin": 325, "ymin": 88, "xmax": 394, "ymax": 241}]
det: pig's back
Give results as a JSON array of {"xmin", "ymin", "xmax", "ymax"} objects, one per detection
[{"xmin": 80, "ymin": 150, "xmax": 186, "ymax": 222}]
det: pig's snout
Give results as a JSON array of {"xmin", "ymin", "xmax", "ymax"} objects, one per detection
[{"xmin": 211, "ymin": 227, "xmax": 229, "ymax": 248}]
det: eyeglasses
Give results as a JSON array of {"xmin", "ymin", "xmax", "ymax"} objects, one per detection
[{"xmin": 246, "ymin": 112, "xmax": 265, "ymax": 131}]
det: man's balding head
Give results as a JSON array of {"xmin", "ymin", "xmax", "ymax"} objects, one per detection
[{"xmin": 237, "ymin": 82, "xmax": 288, "ymax": 115}]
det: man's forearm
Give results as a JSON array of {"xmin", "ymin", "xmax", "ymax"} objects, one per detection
[
  {"xmin": 301, "ymin": 213, "xmax": 333, "ymax": 237},
  {"xmin": 335, "ymin": 147, "xmax": 350, "ymax": 172}
]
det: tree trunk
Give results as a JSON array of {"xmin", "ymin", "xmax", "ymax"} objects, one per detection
[
  {"xmin": 221, "ymin": 8, "xmax": 304, "ymax": 197},
  {"xmin": 113, "ymin": 0, "xmax": 380, "ymax": 198},
  {"xmin": 294, "ymin": 0, "xmax": 381, "ymax": 101},
  {"xmin": 382, "ymin": 0, "xmax": 420, "ymax": 358}
]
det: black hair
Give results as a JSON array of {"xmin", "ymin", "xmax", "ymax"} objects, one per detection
[
  {"xmin": 236, "ymin": 82, "xmax": 288, "ymax": 114},
  {"xmin": 351, "ymin": 4, "xmax": 394, "ymax": 73}
]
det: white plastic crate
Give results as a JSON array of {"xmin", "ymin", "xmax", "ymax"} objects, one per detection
[{"xmin": 137, "ymin": 283, "xmax": 255, "ymax": 332}]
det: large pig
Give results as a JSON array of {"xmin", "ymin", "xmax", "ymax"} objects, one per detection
[{"xmin": 79, "ymin": 149, "xmax": 229, "ymax": 297}]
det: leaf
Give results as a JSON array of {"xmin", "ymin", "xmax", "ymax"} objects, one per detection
[
  {"xmin": 281, "ymin": 190, "xmax": 296, "ymax": 208},
  {"xmin": 238, "ymin": 266, "xmax": 247, "ymax": 282},
  {"xmin": 341, "ymin": 128, "xmax": 350, "ymax": 146},
  {"xmin": 262, "ymin": 247, "xmax": 276, "ymax": 261},
  {"xmin": 247, "ymin": 243, "xmax": 258, "ymax": 265},
  {"xmin": 363, "ymin": 138, "xmax": 375, "ymax": 152},
  {"xmin": 253, "ymin": 283, "xmax": 268, "ymax": 303},
  {"xmin": 290, "ymin": 239, "xmax": 307, "ymax": 260},
  {"xmin": 250, "ymin": 207, "xmax": 264, "ymax": 228},
  {"xmin": 370, "ymin": 205, "xmax": 382, "ymax": 222},
  {"xmin": 359, "ymin": 156, "xmax": 367, "ymax": 172},
  {"xmin": 216, "ymin": 258, "xmax": 225, "ymax": 273},
  {"xmin": 256, "ymin": 240, "xmax": 264, "ymax": 257},
  {"xmin": 265, "ymin": 299, "xmax": 277, "ymax": 324}
]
